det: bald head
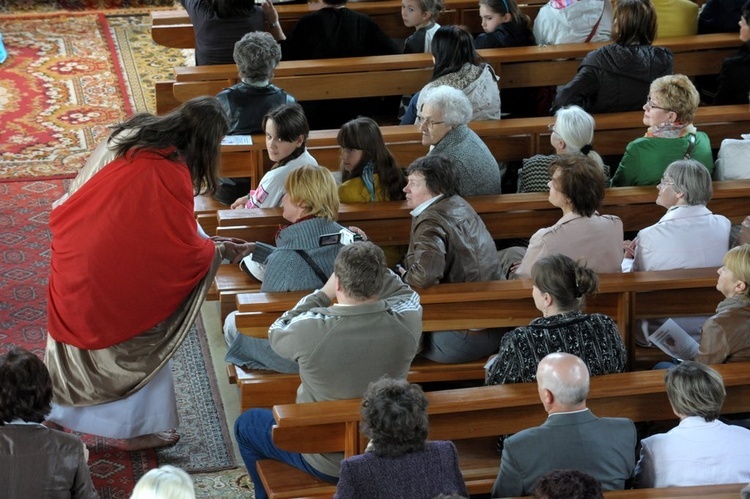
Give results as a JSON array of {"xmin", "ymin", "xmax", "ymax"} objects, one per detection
[{"xmin": 536, "ymin": 353, "xmax": 590, "ymax": 412}]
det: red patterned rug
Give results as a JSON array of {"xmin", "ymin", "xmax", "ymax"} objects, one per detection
[
  {"xmin": 0, "ymin": 13, "xmax": 132, "ymax": 180},
  {"xmin": 0, "ymin": 179, "xmax": 236, "ymax": 497}
]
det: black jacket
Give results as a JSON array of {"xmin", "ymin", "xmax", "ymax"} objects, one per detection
[
  {"xmin": 215, "ymin": 82, "xmax": 296, "ymax": 135},
  {"xmin": 475, "ymin": 20, "xmax": 535, "ymax": 49},
  {"xmin": 714, "ymin": 42, "xmax": 750, "ymax": 105},
  {"xmin": 551, "ymin": 43, "xmax": 674, "ymax": 114}
]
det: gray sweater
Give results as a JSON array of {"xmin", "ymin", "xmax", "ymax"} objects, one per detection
[{"xmin": 429, "ymin": 124, "xmax": 502, "ymax": 196}]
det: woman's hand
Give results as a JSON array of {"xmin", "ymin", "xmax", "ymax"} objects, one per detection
[
  {"xmin": 262, "ymin": 0, "xmax": 286, "ymax": 41},
  {"xmin": 218, "ymin": 241, "xmax": 255, "ymax": 264},
  {"xmin": 231, "ymin": 195, "xmax": 249, "ymax": 210},
  {"xmin": 347, "ymin": 226, "xmax": 368, "ymax": 242}
]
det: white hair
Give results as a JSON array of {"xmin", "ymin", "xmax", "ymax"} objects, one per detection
[
  {"xmin": 421, "ymin": 85, "xmax": 473, "ymax": 126},
  {"xmin": 130, "ymin": 465, "xmax": 195, "ymax": 499},
  {"xmin": 554, "ymin": 105, "xmax": 604, "ymax": 168}
]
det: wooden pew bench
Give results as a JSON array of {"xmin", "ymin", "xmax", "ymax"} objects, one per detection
[
  {"xmin": 254, "ymin": 362, "xmax": 750, "ymax": 498},
  {"xmin": 206, "ymin": 178, "xmax": 750, "ymax": 319},
  {"xmin": 150, "ymin": 0, "xmax": 547, "ymax": 50},
  {"xmin": 225, "ymin": 267, "xmax": 723, "ymax": 411},
  {"xmin": 207, "ymin": 104, "xmax": 750, "ymax": 187},
  {"xmin": 156, "ymin": 33, "xmax": 740, "ymax": 114}
]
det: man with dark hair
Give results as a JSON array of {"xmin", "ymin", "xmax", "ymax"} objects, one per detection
[
  {"xmin": 533, "ymin": 469, "xmax": 604, "ymax": 499},
  {"xmin": 492, "ymin": 353, "xmax": 637, "ymax": 498},
  {"xmin": 234, "ymin": 241, "xmax": 423, "ymax": 499}
]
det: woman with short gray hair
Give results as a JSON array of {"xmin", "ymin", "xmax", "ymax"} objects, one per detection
[
  {"xmin": 634, "ymin": 361, "xmax": 750, "ymax": 488},
  {"xmin": 419, "ymin": 86, "xmax": 502, "ymax": 196},
  {"xmin": 625, "ymin": 159, "xmax": 731, "ymax": 344}
]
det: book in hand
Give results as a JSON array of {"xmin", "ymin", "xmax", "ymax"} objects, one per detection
[
  {"xmin": 239, "ymin": 242, "xmax": 276, "ymax": 282},
  {"xmin": 221, "ymin": 135, "xmax": 253, "ymax": 146},
  {"xmin": 646, "ymin": 319, "xmax": 699, "ymax": 361}
]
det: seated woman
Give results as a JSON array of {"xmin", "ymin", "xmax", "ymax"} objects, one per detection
[
  {"xmin": 334, "ymin": 378, "xmax": 468, "ymax": 499},
  {"xmin": 215, "ymin": 31, "xmax": 297, "ymax": 204},
  {"xmin": 401, "ymin": 25, "xmax": 501, "ymax": 124},
  {"xmin": 486, "ymin": 254, "xmax": 627, "ymax": 385},
  {"xmin": 419, "ymin": 86, "xmax": 502, "ymax": 196},
  {"xmin": 0, "ymin": 348, "xmax": 96, "ymax": 498},
  {"xmin": 714, "ymin": 1, "xmax": 750, "ymax": 105},
  {"xmin": 611, "ymin": 74, "xmax": 714, "ymax": 186},
  {"xmin": 337, "ymin": 117, "xmax": 407, "ymax": 266},
  {"xmin": 45, "ymin": 97, "xmax": 250, "ymax": 451},
  {"xmin": 699, "ymin": 0, "xmax": 744, "ymax": 33},
  {"xmin": 625, "ymin": 159, "xmax": 731, "ymax": 342},
  {"xmin": 693, "ymin": 244, "xmax": 750, "ymax": 364},
  {"xmin": 224, "ymin": 164, "xmax": 345, "ymax": 373},
  {"xmin": 400, "ymin": 155, "xmax": 503, "ymax": 363},
  {"xmin": 533, "ymin": 0, "xmax": 613, "ymax": 45},
  {"xmin": 551, "ymin": 0, "xmax": 673, "ymax": 114},
  {"xmin": 506, "ymin": 155, "xmax": 622, "ymax": 278},
  {"xmin": 634, "ymin": 361, "xmax": 750, "ymax": 488},
  {"xmin": 181, "ymin": 0, "xmax": 282, "ymax": 66},
  {"xmin": 231, "ymin": 104, "xmax": 317, "ymax": 209},
  {"xmin": 518, "ymin": 105, "xmax": 609, "ymax": 193}
]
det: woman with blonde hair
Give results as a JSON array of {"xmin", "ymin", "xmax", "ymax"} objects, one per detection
[
  {"xmin": 694, "ymin": 244, "xmax": 750, "ymax": 364},
  {"xmin": 223, "ymin": 164, "xmax": 346, "ymax": 373},
  {"xmin": 518, "ymin": 105, "xmax": 609, "ymax": 192},
  {"xmin": 611, "ymin": 74, "xmax": 714, "ymax": 186}
]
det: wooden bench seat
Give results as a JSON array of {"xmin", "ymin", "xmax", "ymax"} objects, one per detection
[
  {"xmin": 221, "ymin": 267, "xmax": 723, "ymax": 411},
  {"xmin": 228, "ymin": 356, "xmax": 488, "ymax": 410},
  {"xmin": 156, "ymin": 33, "xmax": 740, "ymax": 114},
  {"xmin": 150, "ymin": 0, "xmax": 546, "ymax": 50},
  {"xmin": 255, "ymin": 363, "xmax": 750, "ymax": 498},
  {"xmin": 206, "ymin": 104, "xmax": 750, "ymax": 188}
]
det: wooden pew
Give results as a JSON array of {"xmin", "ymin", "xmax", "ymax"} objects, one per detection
[
  {"xmin": 255, "ymin": 362, "xmax": 750, "ymax": 498},
  {"xmin": 205, "ymin": 104, "xmax": 750, "ymax": 190},
  {"xmin": 226, "ymin": 267, "xmax": 724, "ymax": 411},
  {"xmin": 150, "ymin": 0, "xmax": 547, "ymax": 50},
  {"xmin": 156, "ymin": 33, "xmax": 740, "ymax": 114}
]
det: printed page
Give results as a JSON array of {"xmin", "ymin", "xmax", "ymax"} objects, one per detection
[{"xmin": 646, "ymin": 318, "xmax": 699, "ymax": 360}]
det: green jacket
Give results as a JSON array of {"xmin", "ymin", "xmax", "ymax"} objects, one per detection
[{"xmin": 610, "ymin": 132, "xmax": 714, "ymax": 186}]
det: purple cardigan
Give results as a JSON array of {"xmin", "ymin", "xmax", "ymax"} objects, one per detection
[{"xmin": 334, "ymin": 440, "xmax": 468, "ymax": 499}]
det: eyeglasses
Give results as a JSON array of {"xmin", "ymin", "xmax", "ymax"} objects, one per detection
[
  {"xmin": 645, "ymin": 99, "xmax": 672, "ymax": 112},
  {"xmin": 658, "ymin": 177, "xmax": 675, "ymax": 189},
  {"xmin": 416, "ymin": 115, "xmax": 446, "ymax": 127},
  {"xmin": 547, "ymin": 123, "xmax": 556, "ymax": 132}
]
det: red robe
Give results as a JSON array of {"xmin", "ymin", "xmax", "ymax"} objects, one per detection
[{"xmin": 47, "ymin": 148, "xmax": 215, "ymax": 350}]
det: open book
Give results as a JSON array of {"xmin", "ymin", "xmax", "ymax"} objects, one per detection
[
  {"xmin": 646, "ymin": 318, "xmax": 699, "ymax": 361},
  {"xmin": 221, "ymin": 135, "xmax": 253, "ymax": 146}
]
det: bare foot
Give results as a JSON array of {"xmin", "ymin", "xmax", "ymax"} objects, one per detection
[
  {"xmin": 121, "ymin": 430, "xmax": 180, "ymax": 451},
  {"xmin": 42, "ymin": 421, "xmax": 64, "ymax": 431}
]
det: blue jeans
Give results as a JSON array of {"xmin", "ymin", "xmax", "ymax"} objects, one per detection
[
  {"xmin": 224, "ymin": 311, "xmax": 300, "ymax": 373},
  {"xmin": 235, "ymin": 409, "xmax": 338, "ymax": 499}
]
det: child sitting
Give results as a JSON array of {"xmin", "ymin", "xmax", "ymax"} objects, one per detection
[
  {"xmin": 402, "ymin": 0, "xmax": 444, "ymax": 53},
  {"xmin": 475, "ymin": 0, "xmax": 535, "ymax": 48}
]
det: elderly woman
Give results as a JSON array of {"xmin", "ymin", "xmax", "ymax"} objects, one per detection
[
  {"xmin": 714, "ymin": 0, "xmax": 750, "ymax": 104},
  {"xmin": 216, "ymin": 31, "xmax": 295, "ymax": 136},
  {"xmin": 0, "ymin": 348, "xmax": 97, "ymax": 498},
  {"xmin": 419, "ymin": 86, "xmax": 502, "ymax": 196},
  {"xmin": 224, "ymin": 164, "xmax": 345, "ymax": 373},
  {"xmin": 551, "ymin": 0, "xmax": 673, "ymax": 114},
  {"xmin": 519, "ymin": 105, "xmax": 609, "ymax": 193},
  {"xmin": 634, "ymin": 362, "xmax": 750, "ymax": 488},
  {"xmin": 506, "ymin": 155, "xmax": 623, "ymax": 278},
  {"xmin": 486, "ymin": 255, "xmax": 627, "ymax": 385},
  {"xmin": 401, "ymin": 25, "xmax": 502, "ymax": 124},
  {"xmin": 334, "ymin": 378, "xmax": 467, "ymax": 499},
  {"xmin": 692, "ymin": 244, "xmax": 750, "ymax": 364},
  {"xmin": 180, "ymin": 0, "xmax": 282, "ymax": 66},
  {"xmin": 611, "ymin": 74, "xmax": 714, "ymax": 186},
  {"xmin": 400, "ymin": 155, "xmax": 503, "ymax": 363},
  {"xmin": 625, "ymin": 159, "xmax": 731, "ymax": 343},
  {"xmin": 45, "ymin": 97, "xmax": 248, "ymax": 451}
]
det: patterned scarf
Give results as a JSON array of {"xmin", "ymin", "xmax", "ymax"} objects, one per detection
[
  {"xmin": 644, "ymin": 122, "xmax": 697, "ymax": 139},
  {"xmin": 362, "ymin": 161, "xmax": 377, "ymax": 202}
]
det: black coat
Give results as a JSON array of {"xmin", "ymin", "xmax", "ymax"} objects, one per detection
[
  {"xmin": 714, "ymin": 42, "xmax": 750, "ymax": 105},
  {"xmin": 551, "ymin": 43, "xmax": 674, "ymax": 114},
  {"xmin": 475, "ymin": 20, "xmax": 535, "ymax": 49}
]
